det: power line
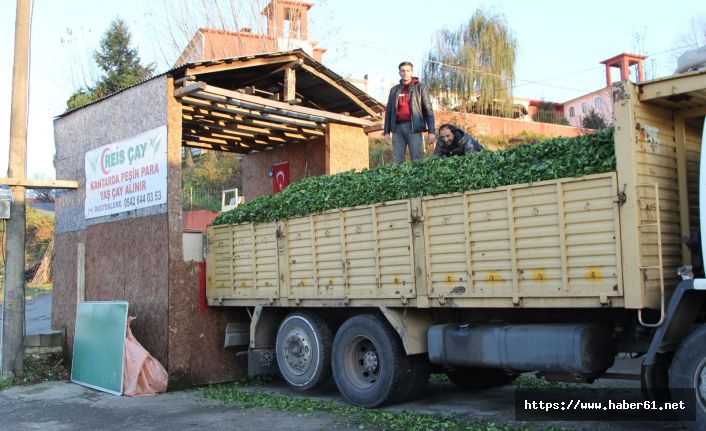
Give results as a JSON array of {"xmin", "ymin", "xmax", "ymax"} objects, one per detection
[
  {"xmin": 345, "ymin": 39, "xmax": 701, "ymax": 99},
  {"xmin": 425, "ymin": 59, "xmax": 592, "ymax": 94},
  {"xmin": 513, "ymin": 66, "xmax": 602, "ymax": 89},
  {"xmin": 345, "ymin": 41, "xmax": 597, "ymax": 95}
]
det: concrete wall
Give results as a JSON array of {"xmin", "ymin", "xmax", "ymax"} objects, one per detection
[
  {"xmin": 240, "ymin": 124, "xmax": 370, "ymax": 201},
  {"xmin": 240, "ymin": 138, "xmax": 326, "ymax": 200},
  {"xmin": 369, "ymin": 110, "xmax": 586, "ymax": 140},
  {"xmin": 434, "ymin": 111, "xmax": 586, "ymax": 139},
  {"xmin": 326, "ymin": 123, "xmax": 369, "ymax": 174}
]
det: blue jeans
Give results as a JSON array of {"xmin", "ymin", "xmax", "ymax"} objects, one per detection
[{"xmin": 392, "ymin": 122, "xmax": 423, "ymax": 163}]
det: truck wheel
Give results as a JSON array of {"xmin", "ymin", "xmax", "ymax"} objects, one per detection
[
  {"xmin": 446, "ymin": 366, "xmax": 517, "ymax": 390},
  {"xmin": 275, "ymin": 311, "xmax": 332, "ymax": 391},
  {"xmin": 332, "ymin": 314, "xmax": 413, "ymax": 408},
  {"xmin": 669, "ymin": 324, "xmax": 706, "ymax": 430}
]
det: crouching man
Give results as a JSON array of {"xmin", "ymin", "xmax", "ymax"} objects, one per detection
[{"xmin": 433, "ymin": 124, "xmax": 484, "ymax": 157}]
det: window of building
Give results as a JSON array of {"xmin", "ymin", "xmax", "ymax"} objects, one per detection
[
  {"xmin": 581, "ymin": 102, "xmax": 588, "ymax": 114},
  {"xmin": 594, "ymin": 97, "xmax": 604, "ymax": 110},
  {"xmin": 569, "ymin": 106, "xmax": 575, "ymax": 117}
]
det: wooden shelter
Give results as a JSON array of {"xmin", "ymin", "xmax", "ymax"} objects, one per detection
[
  {"xmin": 176, "ymin": 50, "xmax": 383, "ymax": 199},
  {"xmin": 51, "ymin": 50, "xmax": 383, "ymax": 388},
  {"xmin": 176, "ymin": 50, "xmax": 381, "ymax": 154}
]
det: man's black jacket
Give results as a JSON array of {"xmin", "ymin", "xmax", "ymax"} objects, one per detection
[
  {"xmin": 384, "ymin": 77, "xmax": 436, "ymax": 135},
  {"xmin": 433, "ymin": 125, "xmax": 484, "ymax": 157}
]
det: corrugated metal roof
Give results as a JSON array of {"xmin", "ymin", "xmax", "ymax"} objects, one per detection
[{"xmin": 57, "ymin": 49, "xmax": 384, "ymax": 118}]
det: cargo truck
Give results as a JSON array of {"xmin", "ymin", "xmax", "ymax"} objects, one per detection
[{"xmin": 206, "ymin": 71, "xmax": 706, "ymax": 427}]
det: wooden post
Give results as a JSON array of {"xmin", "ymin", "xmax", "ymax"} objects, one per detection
[
  {"xmin": 283, "ymin": 67, "xmax": 296, "ymax": 103},
  {"xmin": 2, "ymin": 0, "xmax": 30, "ymax": 380},
  {"xmin": 76, "ymin": 243, "xmax": 85, "ymax": 304}
]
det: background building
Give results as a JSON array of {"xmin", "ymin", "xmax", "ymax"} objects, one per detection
[{"xmin": 175, "ymin": 0, "xmax": 326, "ymax": 66}]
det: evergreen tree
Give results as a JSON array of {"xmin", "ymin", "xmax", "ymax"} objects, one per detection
[
  {"xmin": 424, "ymin": 9, "xmax": 517, "ymax": 117},
  {"xmin": 66, "ymin": 18, "xmax": 155, "ymax": 110}
]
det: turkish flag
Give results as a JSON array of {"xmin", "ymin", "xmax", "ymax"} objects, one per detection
[{"xmin": 273, "ymin": 162, "xmax": 290, "ymax": 193}]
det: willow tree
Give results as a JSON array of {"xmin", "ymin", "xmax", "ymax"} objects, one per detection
[{"xmin": 424, "ymin": 9, "xmax": 517, "ymax": 117}]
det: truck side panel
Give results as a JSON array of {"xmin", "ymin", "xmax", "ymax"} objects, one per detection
[
  {"xmin": 614, "ymin": 80, "xmax": 702, "ymax": 309},
  {"xmin": 208, "ymin": 174, "xmax": 623, "ymax": 308},
  {"xmin": 686, "ymin": 120, "xmax": 703, "ymax": 247},
  {"xmin": 206, "ymin": 222, "xmax": 278, "ymax": 302},
  {"xmin": 423, "ymin": 173, "xmax": 621, "ymax": 307}
]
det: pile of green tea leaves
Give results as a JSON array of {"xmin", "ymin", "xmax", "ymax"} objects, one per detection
[{"xmin": 213, "ymin": 129, "xmax": 615, "ymax": 225}]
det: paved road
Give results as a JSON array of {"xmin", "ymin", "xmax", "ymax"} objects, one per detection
[
  {"xmin": 0, "ymin": 376, "xmax": 689, "ymax": 431},
  {"xmin": 0, "ymin": 293, "xmax": 53, "ymax": 335},
  {"xmin": 0, "ymin": 381, "xmax": 336, "ymax": 431},
  {"xmin": 0, "ymin": 295, "xmax": 692, "ymax": 430}
]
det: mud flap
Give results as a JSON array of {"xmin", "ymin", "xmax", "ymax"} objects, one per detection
[{"xmin": 248, "ymin": 348, "xmax": 277, "ymax": 377}]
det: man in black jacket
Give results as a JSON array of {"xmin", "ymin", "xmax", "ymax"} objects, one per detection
[
  {"xmin": 383, "ymin": 61, "xmax": 436, "ymax": 163},
  {"xmin": 433, "ymin": 124, "xmax": 484, "ymax": 157}
]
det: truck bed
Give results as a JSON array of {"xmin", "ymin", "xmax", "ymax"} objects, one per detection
[
  {"xmin": 208, "ymin": 71, "xmax": 706, "ymax": 312},
  {"xmin": 207, "ymin": 172, "xmax": 623, "ymax": 308}
]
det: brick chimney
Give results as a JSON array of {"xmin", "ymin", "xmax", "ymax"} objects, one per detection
[
  {"xmin": 600, "ymin": 53, "xmax": 648, "ymax": 87},
  {"xmin": 262, "ymin": 0, "xmax": 313, "ymax": 40}
]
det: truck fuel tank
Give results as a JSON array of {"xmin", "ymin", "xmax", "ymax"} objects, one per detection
[{"xmin": 428, "ymin": 323, "xmax": 615, "ymax": 375}]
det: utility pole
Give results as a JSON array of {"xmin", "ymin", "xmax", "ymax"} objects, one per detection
[{"xmin": 2, "ymin": 0, "xmax": 31, "ymax": 380}]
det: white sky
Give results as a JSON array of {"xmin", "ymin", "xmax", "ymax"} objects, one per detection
[{"xmin": 1, "ymin": 0, "xmax": 704, "ymax": 179}]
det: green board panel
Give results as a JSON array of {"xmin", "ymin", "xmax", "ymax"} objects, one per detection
[{"xmin": 71, "ymin": 301, "xmax": 128, "ymax": 395}]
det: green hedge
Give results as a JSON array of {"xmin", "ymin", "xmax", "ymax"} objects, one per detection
[{"xmin": 213, "ymin": 129, "xmax": 615, "ymax": 226}]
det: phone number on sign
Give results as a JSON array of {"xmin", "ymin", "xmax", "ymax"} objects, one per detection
[{"xmin": 124, "ymin": 190, "xmax": 163, "ymax": 209}]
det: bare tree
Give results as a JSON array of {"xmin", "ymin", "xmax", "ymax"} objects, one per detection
[
  {"xmin": 671, "ymin": 15, "xmax": 706, "ymax": 70},
  {"xmin": 60, "ymin": 26, "xmax": 101, "ymax": 103},
  {"xmin": 675, "ymin": 15, "xmax": 706, "ymax": 50},
  {"xmin": 632, "ymin": 28, "xmax": 658, "ymax": 81}
]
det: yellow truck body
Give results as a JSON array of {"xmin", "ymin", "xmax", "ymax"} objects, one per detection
[
  {"xmin": 205, "ymin": 71, "xmax": 706, "ymax": 424},
  {"xmin": 207, "ymin": 74, "xmax": 706, "ymax": 314}
]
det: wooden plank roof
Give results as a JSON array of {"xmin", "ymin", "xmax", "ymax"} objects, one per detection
[
  {"xmin": 58, "ymin": 49, "xmax": 385, "ymax": 122},
  {"xmin": 174, "ymin": 50, "xmax": 384, "ymax": 154},
  {"xmin": 180, "ymin": 49, "xmax": 384, "ymax": 117}
]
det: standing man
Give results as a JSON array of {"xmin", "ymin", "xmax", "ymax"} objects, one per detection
[
  {"xmin": 433, "ymin": 123, "xmax": 484, "ymax": 157},
  {"xmin": 384, "ymin": 61, "xmax": 436, "ymax": 163}
]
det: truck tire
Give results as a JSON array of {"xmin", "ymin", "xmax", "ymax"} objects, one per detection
[
  {"xmin": 332, "ymin": 314, "xmax": 414, "ymax": 408},
  {"xmin": 446, "ymin": 366, "xmax": 517, "ymax": 390},
  {"xmin": 275, "ymin": 311, "xmax": 332, "ymax": 391},
  {"xmin": 669, "ymin": 324, "xmax": 706, "ymax": 430}
]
